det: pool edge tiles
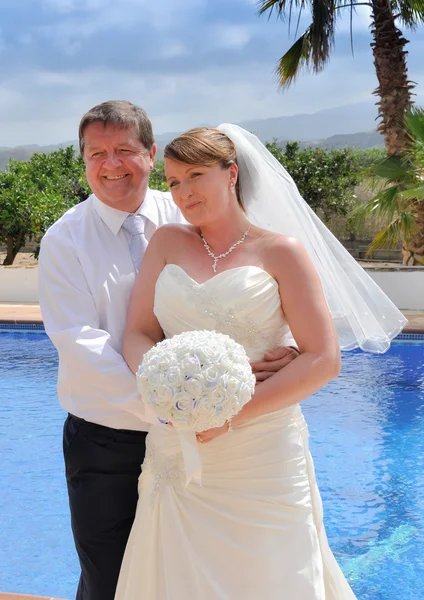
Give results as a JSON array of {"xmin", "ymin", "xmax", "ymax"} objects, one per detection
[
  {"xmin": 0, "ymin": 323, "xmax": 45, "ymax": 332},
  {"xmin": 397, "ymin": 332, "xmax": 424, "ymax": 340},
  {"xmin": 1, "ymin": 323, "xmax": 424, "ymax": 342}
]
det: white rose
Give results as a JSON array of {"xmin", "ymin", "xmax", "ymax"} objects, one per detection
[
  {"xmin": 224, "ymin": 375, "xmax": 241, "ymax": 396},
  {"xmin": 203, "ymin": 366, "xmax": 221, "ymax": 385},
  {"xmin": 143, "ymin": 359, "xmax": 160, "ymax": 376},
  {"xmin": 157, "ymin": 355, "xmax": 173, "ymax": 372},
  {"xmin": 194, "ymin": 393, "xmax": 214, "ymax": 411},
  {"xmin": 166, "ymin": 368, "xmax": 183, "ymax": 387},
  {"xmin": 156, "ymin": 384, "xmax": 174, "ymax": 403},
  {"xmin": 210, "ymin": 387, "xmax": 227, "ymax": 405},
  {"xmin": 183, "ymin": 377, "xmax": 204, "ymax": 398},
  {"xmin": 219, "ymin": 354, "xmax": 234, "ymax": 373},
  {"xmin": 173, "ymin": 392, "xmax": 192, "ymax": 414},
  {"xmin": 148, "ymin": 391, "xmax": 172, "ymax": 410},
  {"xmin": 181, "ymin": 355, "xmax": 201, "ymax": 377},
  {"xmin": 149, "ymin": 372, "xmax": 166, "ymax": 388}
]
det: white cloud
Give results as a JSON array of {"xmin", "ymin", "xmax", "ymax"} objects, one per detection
[
  {"xmin": 41, "ymin": 0, "xmax": 206, "ymax": 33},
  {"xmin": 37, "ymin": 0, "xmax": 208, "ymax": 53},
  {"xmin": 0, "ymin": 55, "xmax": 383, "ymax": 146},
  {"xmin": 211, "ymin": 24, "xmax": 252, "ymax": 50},
  {"xmin": 42, "ymin": 0, "xmax": 114, "ymax": 13},
  {"xmin": 0, "ymin": 0, "xmax": 422, "ymax": 148},
  {"xmin": 0, "ymin": 84, "xmax": 27, "ymax": 113},
  {"xmin": 33, "ymin": 70, "xmax": 76, "ymax": 85},
  {"xmin": 159, "ymin": 41, "xmax": 189, "ymax": 59}
]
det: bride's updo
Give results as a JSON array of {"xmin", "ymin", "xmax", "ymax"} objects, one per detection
[{"xmin": 164, "ymin": 128, "xmax": 245, "ymax": 211}]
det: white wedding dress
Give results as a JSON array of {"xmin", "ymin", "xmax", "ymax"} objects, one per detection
[{"xmin": 115, "ymin": 264, "xmax": 357, "ymax": 600}]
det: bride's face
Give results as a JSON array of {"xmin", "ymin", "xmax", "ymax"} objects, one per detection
[{"xmin": 164, "ymin": 159, "xmax": 238, "ymax": 224}]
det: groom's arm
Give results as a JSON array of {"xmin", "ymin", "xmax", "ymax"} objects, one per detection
[
  {"xmin": 251, "ymin": 346, "xmax": 300, "ymax": 382},
  {"xmin": 251, "ymin": 330, "xmax": 300, "ymax": 382},
  {"xmin": 38, "ymin": 231, "xmax": 147, "ymax": 422}
]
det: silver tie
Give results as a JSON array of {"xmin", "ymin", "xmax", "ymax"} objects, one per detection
[{"xmin": 122, "ymin": 214, "xmax": 148, "ymax": 273}]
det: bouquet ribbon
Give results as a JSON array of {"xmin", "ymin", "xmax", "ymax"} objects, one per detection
[
  {"xmin": 177, "ymin": 431, "xmax": 203, "ymax": 487},
  {"xmin": 143, "ymin": 404, "xmax": 202, "ymax": 486}
]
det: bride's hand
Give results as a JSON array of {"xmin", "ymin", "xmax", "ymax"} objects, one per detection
[{"xmin": 196, "ymin": 421, "xmax": 230, "ymax": 444}]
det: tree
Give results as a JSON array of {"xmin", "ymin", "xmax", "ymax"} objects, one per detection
[
  {"xmin": 258, "ymin": 0, "xmax": 424, "ymax": 156},
  {"xmin": 0, "ymin": 147, "xmax": 89, "ymax": 265},
  {"xmin": 266, "ymin": 140, "xmax": 361, "ymax": 219},
  {"xmin": 354, "ymin": 106, "xmax": 424, "ymax": 263},
  {"xmin": 149, "ymin": 160, "xmax": 168, "ymax": 192}
]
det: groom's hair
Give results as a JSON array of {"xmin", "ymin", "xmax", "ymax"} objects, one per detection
[
  {"xmin": 164, "ymin": 127, "xmax": 245, "ymax": 212},
  {"xmin": 78, "ymin": 100, "xmax": 155, "ymax": 156}
]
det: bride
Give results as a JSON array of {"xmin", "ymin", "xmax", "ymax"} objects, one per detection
[{"xmin": 115, "ymin": 125, "xmax": 405, "ymax": 599}]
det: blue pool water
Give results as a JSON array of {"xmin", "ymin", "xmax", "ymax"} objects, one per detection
[{"xmin": 0, "ymin": 330, "xmax": 423, "ymax": 600}]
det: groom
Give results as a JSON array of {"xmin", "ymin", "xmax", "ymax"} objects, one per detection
[{"xmin": 38, "ymin": 100, "xmax": 299, "ymax": 600}]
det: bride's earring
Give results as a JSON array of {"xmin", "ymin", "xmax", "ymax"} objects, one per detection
[{"xmin": 230, "ymin": 183, "xmax": 236, "ymax": 194}]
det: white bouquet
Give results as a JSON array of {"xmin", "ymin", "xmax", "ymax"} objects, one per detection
[{"xmin": 136, "ymin": 330, "xmax": 256, "ymax": 432}]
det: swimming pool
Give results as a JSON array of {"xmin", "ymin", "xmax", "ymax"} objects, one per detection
[{"xmin": 0, "ymin": 329, "xmax": 423, "ymax": 599}]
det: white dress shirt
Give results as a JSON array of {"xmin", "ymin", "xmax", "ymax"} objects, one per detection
[{"xmin": 38, "ymin": 189, "xmax": 187, "ymax": 431}]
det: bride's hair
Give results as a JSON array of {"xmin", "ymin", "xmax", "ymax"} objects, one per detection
[{"xmin": 164, "ymin": 128, "xmax": 245, "ymax": 212}]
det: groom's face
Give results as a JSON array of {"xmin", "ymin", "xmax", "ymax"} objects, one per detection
[{"xmin": 83, "ymin": 121, "xmax": 156, "ymax": 213}]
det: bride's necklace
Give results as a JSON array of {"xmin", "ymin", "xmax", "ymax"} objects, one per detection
[{"xmin": 200, "ymin": 224, "xmax": 252, "ymax": 273}]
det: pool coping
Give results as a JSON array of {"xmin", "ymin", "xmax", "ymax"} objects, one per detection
[
  {"xmin": 0, "ymin": 594, "xmax": 66, "ymax": 600},
  {"xmin": 1, "ymin": 304, "xmax": 424, "ymax": 333}
]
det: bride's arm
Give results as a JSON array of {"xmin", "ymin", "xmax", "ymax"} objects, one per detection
[
  {"xmin": 122, "ymin": 227, "xmax": 169, "ymax": 375},
  {"xmin": 232, "ymin": 236, "xmax": 341, "ymax": 427}
]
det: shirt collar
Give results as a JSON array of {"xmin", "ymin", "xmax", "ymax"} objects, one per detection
[{"xmin": 92, "ymin": 189, "xmax": 160, "ymax": 236}]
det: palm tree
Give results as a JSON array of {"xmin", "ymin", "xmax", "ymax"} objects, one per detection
[
  {"xmin": 355, "ymin": 107, "xmax": 424, "ymax": 264},
  {"xmin": 258, "ymin": 0, "xmax": 424, "ymax": 156}
]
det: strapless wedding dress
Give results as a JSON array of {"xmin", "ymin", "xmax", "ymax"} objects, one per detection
[{"xmin": 115, "ymin": 265, "xmax": 357, "ymax": 600}]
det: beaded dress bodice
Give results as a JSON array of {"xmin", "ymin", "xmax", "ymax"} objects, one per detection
[{"xmin": 154, "ymin": 264, "xmax": 289, "ymax": 362}]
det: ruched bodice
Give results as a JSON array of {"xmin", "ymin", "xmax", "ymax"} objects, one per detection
[{"xmin": 154, "ymin": 264, "xmax": 290, "ymax": 361}]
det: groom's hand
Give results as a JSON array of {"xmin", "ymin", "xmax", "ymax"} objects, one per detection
[{"xmin": 251, "ymin": 346, "xmax": 300, "ymax": 383}]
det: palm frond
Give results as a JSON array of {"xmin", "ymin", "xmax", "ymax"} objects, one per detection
[
  {"xmin": 399, "ymin": 210, "xmax": 420, "ymax": 239},
  {"xmin": 366, "ymin": 218, "xmax": 404, "ymax": 255},
  {"xmin": 276, "ymin": 29, "xmax": 313, "ymax": 86},
  {"xmin": 309, "ymin": 0, "xmax": 337, "ymax": 66},
  {"xmin": 260, "ymin": 0, "xmax": 339, "ymax": 84},
  {"xmin": 373, "ymin": 155, "xmax": 411, "ymax": 181},
  {"xmin": 257, "ymin": 0, "xmax": 297, "ymax": 19},
  {"xmin": 355, "ymin": 184, "xmax": 403, "ymax": 222},
  {"xmin": 407, "ymin": 0, "xmax": 424, "ymax": 10},
  {"xmin": 405, "ymin": 106, "xmax": 424, "ymax": 144},
  {"xmin": 391, "ymin": 0, "xmax": 424, "ymax": 26},
  {"xmin": 367, "ymin": 211, "xmax": 417, "ymax": 255},
  {"xmin": 401, "ymin": 185, "xmax": 424, "ymax": 199}
]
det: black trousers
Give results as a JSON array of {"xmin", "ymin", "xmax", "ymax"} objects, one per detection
[{"xmin": 63, "ymin": 414, "xmax": 148, "ymax": 600}]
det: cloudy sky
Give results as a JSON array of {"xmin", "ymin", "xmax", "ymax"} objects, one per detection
[{"xmin": 0, "ymin": 0, "xmax": 423, "ymax": 146}]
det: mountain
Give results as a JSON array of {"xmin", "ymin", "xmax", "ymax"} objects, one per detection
[
  {"xmin": 152, "ymin": 102, "xmax": 386, "ymax": 157},
  {"xmin": 238, "ymin": 102, "xmax": 381, "ymax": 142},
  {"xmin": 299, "ymin": 130, "xmax": 385, "ymax": 150},
  {"xmin": 154, "ymin": 130, "xmax": 384, "ymax": 159},
  {"xmin": 0, "ymin": 101, "xmax": 391, "ymax": 169},
  {"xmin": 0, "ymin": 141, "xmax": 78, "ymax": 170}
]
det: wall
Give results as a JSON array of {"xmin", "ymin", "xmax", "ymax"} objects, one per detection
[
  {"xmin": 365, "ymin": 267, "xmax": 424, "ymax": 311},
  {"xmin": 0, "ymin": 266, "xmax": 423, "ymax": 310},
  {"xmin": 0, "ymin": 268, "xmax": 39, "ymax": 303}
]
